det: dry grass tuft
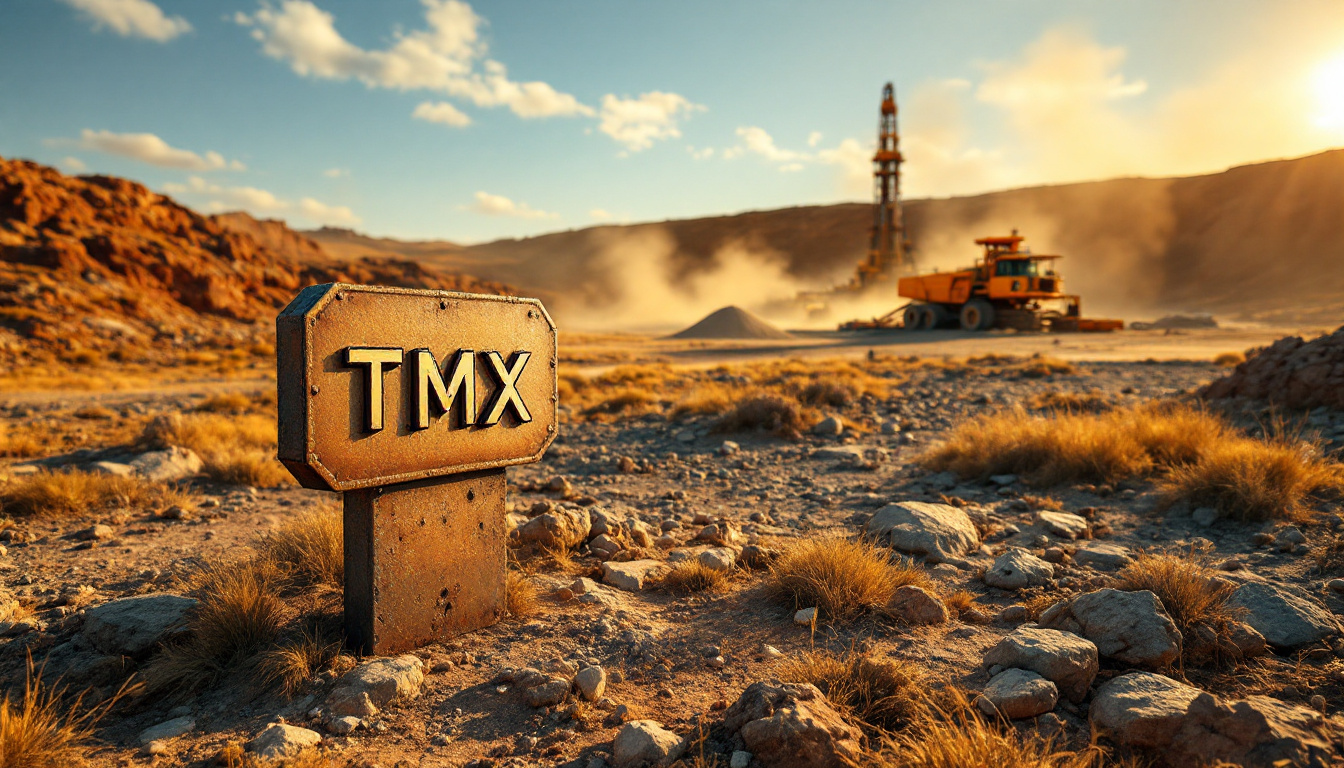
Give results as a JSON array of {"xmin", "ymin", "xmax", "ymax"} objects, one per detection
[
  {"xmin": 152, "ymin": 412, "xmax": 291, "ymax": 487},
  {"xmin": 146, "ymin": 558, "xmax": 285, "ymax": 693},
  {"xmin": 670, "ymin": 382, "xmax": 737, "ymax": 420},
  {"xmin": 1213, "ymin": 351, "xmax": 1246, "ymax": 367},
  {"xmin": 1017, "ymin": 356, "xmax": 1075, "ymax": 379},
  {"xmin": 0, "ymin": 658, "xmax": 127, "ymax": 768},
  {"xmin": 255, "ymin": 627, "xmax": 343, "ymax": 697},
  {"xmin": 505, "ymin": 571, "xmax": 539, "ymax": 618},
  {"xmin": 218, "ymin": 745, "xmax": 332, "ymax": 768},
  {"xmin": 658, "ymin": 560, "xmax": 728, "ymax": 594},
  {"xmin": 1157, "ymin": 437, "xmax": 1344, "ymax": 522},
  {"xmin": 0, "ymin": 422, "xmax": 43, "ymax": 458},
  {"xmin": 715, "ymin": 394, "xmax": 807, "ymax": 437},
  {"xmin": 799, "ymin": 380, "xmax": 856, "ymax": 408},
  {"xmin": 202, "ymin": 447, "xmax": 292, "ymax": 487},
  {"xmin": 195, "ymin": 392, "xmax": 255, "ymax": 414},
  {"xmin": 942, "ymin": 589, "xmax": 979, "ymax": 617},
  {"xmin": 860, "ymin": 704, "xmax": 1112, "ymax": 768},
  {"xmin": 0, "ymin": 471, "xmax": 194, "ymax": 518},
  {"xmin": 1026, "ymin": 390, "xmax": 1111, "ymax": 413},
  {"xmin": 585, "ymin": 387, "xmax": 658, "ymax": 417},
  {"xmin": 778, "ymin": 650, "xmax": 925, "ymax": 731},
  {"xmin": 1117, "ymin": 554, "xmax": 1238, "ymax": 662},
  {"xmin": 258, "ymin": 507, "xmax": 343, "ymax": 588},
  {"xmin": 1312, "ymin": 532, "xmax": 1344, "ymax": 575},
  {"xmin": 769, "ymin": 538, "xmax": 932, "ymax": 621}
]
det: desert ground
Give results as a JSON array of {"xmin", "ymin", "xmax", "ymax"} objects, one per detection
[{"xmin": 3, "ymin": 323, "xmax": 1344, "ymax": 768}]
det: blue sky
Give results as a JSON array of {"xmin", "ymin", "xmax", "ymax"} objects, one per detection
[{"xmin": 3, "ymin": 0, "xmax": 1343, "ymax": 242}]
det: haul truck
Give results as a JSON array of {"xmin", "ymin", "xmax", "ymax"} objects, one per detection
[{"xmin": 897, "ymin": 231, "xmax": 1122, "ymax": 332}]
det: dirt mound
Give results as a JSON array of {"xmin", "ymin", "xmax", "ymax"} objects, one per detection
[
  {"xmin": 1202, "ymin": 326, "xmax": 1344, "ymax": 409},
  {"xmin": 670, "ymin": 306, "xmax": 792, "ymax": 340},
  {"xmin": 0, "ymin": 157, "xmax": 510, "ymax": 356},
  {"xmin": 1131, "ymin": 314, "xmax": 1218, "ymax": 331}
]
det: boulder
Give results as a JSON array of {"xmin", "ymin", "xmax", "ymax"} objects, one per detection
[
  {"xmin": 698, "ymin": 547, "xmax": 737, "ymax": 573},
  {"xmin": 977, "ymin": 668, "xmax": 1058, "ymax": 720},
  {"xmin": 723, "ymin": 681, "xmax": 862, "ymax": 768},
  {"xmin": 518, "ymin": 507, "xmax": 592, "ymax": 549},
  {"xmin": 1036, "ymin": 511, "xmax": 1089, "ymax": 539},
  {"xmin": 130, "ymin": 446, "xmax": 203, "ymax": 482},
  {"xmin": 984, "ymin": 548, "xmax": 1053, "ymax": 590},
  {"xmin": 1072, "ymin": 542, "xmax": 1132, "ymax": 570},
  {"xmin": 246, "ymin": 724, "xmax": 321, "ymax": 760},
  {"xmin": 603, "ymin": 560, "xmax": 669, "ymax": 592},
  {"xmin": 1039, "ymin": 589, "xmax": 1182, "ymax": 667},
  {"xmin": 82, "ymin": 594, "xmax": 196, "ymax": 657},
  {"xmin": 983, "ymin": 627, "xmax": 1098, "ymax": 703},
  {"xmin": 886, "ymin": 585, "xmax": 949, "ymax": 625},
  {"xmin": 866, "ymin": 501, "xmax": 979, "ymax": 562},
  {"xmin": 1092, "ymin": 672, "xmax": 1339, "ymax": 767},
  {"xmin": 613, "ymin": 721, "xmax": 686, "ymax": 768},
  {"xmin": 1227, "ymin": 582, "xmax": 1340, "ymax": 648},
  {"xmin": 326, "ymin": 655, "xmax": 424, "ymax": 717}
]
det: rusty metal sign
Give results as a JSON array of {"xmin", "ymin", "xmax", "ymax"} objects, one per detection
[{"xmin": 276, "ymin": 283, "xmax": 557, "ymax": 492}]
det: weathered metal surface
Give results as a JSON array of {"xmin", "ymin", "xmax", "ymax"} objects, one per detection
[
  {"xmin": 276, "ymin": 283, "xmax": 557, "ymax": 492},
  {"xmin": 344, "ymin": 469, "xmax": 507, "ymax": 655}
]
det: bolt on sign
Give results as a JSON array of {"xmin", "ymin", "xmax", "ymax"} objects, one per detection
[{"xmin": 276, "ymin": 284, "xmax": 557, "ymax": 654}]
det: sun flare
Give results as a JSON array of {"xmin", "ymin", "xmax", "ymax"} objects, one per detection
[{"xmin": 1311, "ymin": 52, "xmax": 1344, "ymax": 131}]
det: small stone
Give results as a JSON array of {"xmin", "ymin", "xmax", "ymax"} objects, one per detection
[
  {"xmin": 999, "ymin": 605, "xmax": 1029, "ymax": 623},
  {"xmin": 76, "ymin": 524, "xmax": 114, "ymax": 541},
  {"xmin": 812, "ymin": 416, "xmax": 844, "ymax": 436},
  {"xmin": 613, "ymin": 721, "xmax": 686, "ymax": 768},
  {"xmin": 794, "ymin": 607, "xmax": 817, "ymax": 625},
  {"xmin": 142, "ymin": 740, "xmax": 168, "ymax": 756},
  {"xmin": 984, "ymin": 548, "xmax": 1053, "ymax": 590},
  {"xmin": 575, "ymin": 666, "xmax": 607, "ymax": 702},
  {"xmin": 990, "ymin": 474, "xmax": 1018, "ymax": 486},
  {"xmin": 718, "ymin": 441, "xmax": 740, "ymax": 456},
  {"xmin": 697, "ymin": 547, "xmax": 736, "ymax": 573},
  {"xmin": 138, "ymin": 716, "xmax": 194, "ymax": 744},
  {"xmin": 979, "ymin": 668, "xmax": 1059, "ymax": 720},
  {"xmin": 1073, "ymin": 542, "xmax": 1132, "ymax": 570},
  {"xmin": 761, "ymin": 645, "xmax": 783, "ymax": 660},
  {"xmin": 707, "ymin": 655, "xmax": 726, "ymax": 669},
  {"xmin": 246, "ymin": 724, "xmax": 321, "ymax": 760},
  {"xmin": 326, "ymin": 715, "xmax": 361, "ymax": 735},
  {"xmin": 1327, "ymin": 579, "xmax": 1344, "ymax": 594},
  {"xmin": 886, "ymin": 585, "xmax": 949, "ymax": 625},
  {"xmin": 1192, "ymin": 507, "xmax": 1221, "ymax": 527},
  {"xmin": 1036, "ymin": 511, "xmax": 1090, "ymax": 539},
  {"xmin": 525, "ymin": 676, "xmax": 571, "ymax": 707},
  {"xmin": 730, "ymin": 750, "xmax": 752, "ymax": 768},
  {"xmin": 1252, "ymin": 531, "xmax": 1276, "ymax": 547},
  {"xmin": 602, "ymin": 560, "xmax": 669, "ymax": 592}
]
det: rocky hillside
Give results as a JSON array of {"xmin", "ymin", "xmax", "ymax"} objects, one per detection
[
  {"xmin": 307, "ymin": 149, "xmax": 1344, "ymax": 326},
  {"xmin": 0, "ymin": 157, "xmax": 510, "ymax": 355}
]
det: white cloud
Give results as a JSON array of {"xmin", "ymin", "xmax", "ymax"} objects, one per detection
[
  {"xmin": 68, "ymin": 129, "xmax": 244, "ymax": 171},
  {"xmin": 597, "ymin": 92, "xmax": 704, "ymax": 151},
  {"xmin": 687, "ymin": 146, "xmax": 714, "ymax": 160},
  {"xmin": 589, "ymin": 208, "xmax": 612, "ymax": 220},
  {"xmin": 413, "ymin": 100, "xmax": 472, "ymax": 127},
  {"xmin": 807, "ymin": 131, "xmax": 823, "ymax": 147},
  {"xmin": 162, "ymin": 176, "xmax": 360, "ymax": 225},
  {"xmin": 61, "ymin": 156, "xmax": 88, "ymax": 172},
  {"xmin": 61, "ymin": 0, "xmax": 191, "ymax": 42},
  {"xmin": 778, "ymin": 163, "xmax": 805, "ymax": 173},
  {"xmin": 466, "ymin": 191, "xmax": 558, "ymax": 220},
  {"xmin": 237, "ymin": 0, "xmax": 592, "ymax": 119},
  {"xmin": 323, "ymin": 167, "xmax": 348, "ymax": 178},
  {"xmin": 734, "ymin": 126, "xmax": 804, "ymax": 163}
]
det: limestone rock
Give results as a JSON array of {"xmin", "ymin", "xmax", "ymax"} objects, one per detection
[
  {"xmin": 984, "ymin": 548, "xmax": 1053, "ymax": 590},
  {"xmin": 1036, "ymin": 511, "xmax": 1089, "ymax": 539},
  {"xmin": 1227, "ymin": 582, "xmax": 1340, "ymax": 648},
  {"xmin": 978, "ymin": 668, "xmax": 1058, "ymax": 720},
  {"xmin": 723, "ymin": 680, "xmax": 862, "ymax": 768},
  {"xmin": 326, "ymin": 655, "xmax": 424, "ymax": 717},
  {"xmin": 603, "ymin": 560, "xmax": 669, "ymax": 592},
  {"xmin": 1090, "ymin": 672, "xmax": 1203, "ymax": 748},
  {"xmin": 696, "ymin": 520, "xmax": 744, "ymax": 547},
  {"xmin": 576, "ymin": 666, "xmax": 607, "ymax": 701},
  {"xmin": 130, "ymin": 446, "xmax": 203, "ymax": 483},
  {"xmin": 866, "ymin": 501, "xmax": 979, "ymax": 562},
  {"xmin": 1072, "ymin": 542, "xmax": 1132, "ymax": 570},
  {"xmin": 886, "ymin": 585, "xmax": 949, "ymax": 625},
  {"xmin": 246, "ymin": 724, "xmax": 321, "ymax": 760},
  {"xmin": 698, "ymin": 547, "xmax": 737, "ymax": 572},
  {"xmin": 138, "ymin": 717, "xmax": 194, "ymax": 745},
  {"xmin": 613, "ymin": 721, "xmax": 686, "ymax": 768},
  {"xmin": 82, "ymin": 594, "xmax": 196, "ymax": 657},
  {"xmin": 983, "ymin": 627, "xmax": 1098, "ymax": 703},
  {"xmin": 518, "ymin": 507, "xmax": 592, "ymax": 549},
  {"xmin": 1039, "ymin": 589, "xmax": 1182, "ymax": 667},
  {"xmin": 525, "ymin": 676, "xmax": 571, "ymax": 707}
]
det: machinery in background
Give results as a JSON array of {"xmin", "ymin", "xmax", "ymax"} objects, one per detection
[{"xmin": 895, "ymin": 231, "xmax": 1123, "ymax": 332}]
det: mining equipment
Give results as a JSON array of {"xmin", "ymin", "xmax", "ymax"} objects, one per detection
[{"xmin": 896, "ymin": 230, "xmax": 1123, "ymax": 332}]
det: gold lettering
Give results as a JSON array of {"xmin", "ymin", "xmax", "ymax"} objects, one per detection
[
  {"xmin": 345, "ymin": 347, "xmax": 402, "ymax": 431},
  {"xmin": 411, "ymin": 348, "xmax": 476, "ymax": 429},
  {"xmin": 480, "ymin": 351, "xmax": 532, "ymax": 426}
]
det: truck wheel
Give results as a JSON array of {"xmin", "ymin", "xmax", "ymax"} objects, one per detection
[
  {"xmin": 922, "ymin": 304, "xmax": 948, "ymax": 329},
  {"xmin": 902, "ymin": 305, "xmax": 923, "ymax": 329},
  {"xmin": 960, "ymin": 300, "xmax": 996, "ymax": 331}
]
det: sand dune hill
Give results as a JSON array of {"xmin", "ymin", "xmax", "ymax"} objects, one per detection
[{"xmin": 305, "ymin": 149, "xmax": 1344, "ymax": 326}]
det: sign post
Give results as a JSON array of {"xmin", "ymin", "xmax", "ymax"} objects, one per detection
[{"xmin": 276, "ymin": 284, "xmax": 557, "ymax": 654}]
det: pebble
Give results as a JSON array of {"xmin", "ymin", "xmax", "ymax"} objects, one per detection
[
  {"xmin": 794, "ymin": 607, "xmax": 817, "ymax": 625},
  {"xmin": 1326, "ymin": 579, "xmax": 1344, "ymax": 594}
]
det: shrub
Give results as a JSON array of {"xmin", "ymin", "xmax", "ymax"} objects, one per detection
[
  {"xmin": 778, "ymin": 650, "xmax": 924, "ymax": 731},
  {"xmin": 861, "ymin": 707, "xmax": 1111, "ymax": 767},
  {"xmin": 204, "ymin": 448, "xmax": 292, "ymax": 487},
  {"xmin": 769, "ymin": 538, "xmax": 931, "ymax": 621},
  {"xmin": 0, "ymin": 471, "xmax": 194, "ymax": 518},
  {"xmin": 1158, "ymin": 438, "xmax": 1344, "ymax": 522},
  {"xmin": 658, "ymin": 560, "xmax": 728, "ymax": 594},
  {"xmin": 0, "ymin": 659, "xmax": 114, "ymax": 768},
  {"xmin": 505, "ymin": 571, "xmax": 538, "ymax": 618},
  {"xmin": 715, "ymin": 394, "xmax": 806, "ymax": 436},
  {"xmin": 585, "ymin": 387, "xmax": 657, "ymax": 417},
  {"xmin": 799, "ymin": 380, "xmax": 855, "ymax": 408},
  {"xmin": 1025, "ymin": 390, "xmax": 1111, "ymax": 413},
  {"xmin": 255, "ymin": 627, "xmax": 342, "ymax": 697},
  {"xmin": 196, "ymin": 392, "xmax": 255, "ymax": 414}
]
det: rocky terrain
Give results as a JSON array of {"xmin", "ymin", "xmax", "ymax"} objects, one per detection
[
  {"xmin": 2, "ymin": 347, "xmax": 1343, "ymax": 768},
  {"xmin": 0, "ymin": 157, "xmax": 511, "ymax": 359}
]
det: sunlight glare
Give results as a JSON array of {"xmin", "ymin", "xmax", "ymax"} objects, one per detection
[{"xmin": 1312, "ymin": 52, "xmax": 1344, "ymax": 131}]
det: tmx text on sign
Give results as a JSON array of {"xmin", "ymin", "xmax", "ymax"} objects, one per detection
[{"xmin": 344, "ymin": 347, "xmax": 533, "ymax": 432}]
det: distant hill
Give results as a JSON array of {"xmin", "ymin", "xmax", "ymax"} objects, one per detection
[
  {"xmin": 304, "ymin": 149, "xmax": 1344, "ymax": 328},
  {"xmin": 0, "ymin": 157, "xmax": 510, "ymax": 354}
]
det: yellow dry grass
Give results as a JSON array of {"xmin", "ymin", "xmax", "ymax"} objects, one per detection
[
  {"xmin": 255, "ymin": 627, "xmax": 343, "ymax": 697},
  {"xmin": 714, "ymin": 393, "xmax": 809, "ymax": 436},
  {"xmin": 1158, "ymin": 437, "xmax": 1344, "ymax": 522},
  {"xmin": 777, "ymin": 650, "xmax": 925, "ymax": 731},
  {"xmin": 145, "ymin": 557, "xmax": 285, "ymax": 693},
  {"xmin": 0, "ymin": 659, "xmax": 121, "ymax": 768},
  {"xmin": 258, "ymin": 506, "xmax": 343, "ymax": 587},
  {"xmin": 658, "ymin": 560, "xmax": 728, "ymax": 594},
  {"xmin": 1117, "ymin": 554, "xmax": 1238, "ymax": 663},
  {"xmin": 1213, "ymin": 351, "xmax": 1246, "ymax": 367},
  {"xmin": 0, "ymin": 471, "xmax": 195, "ymax": 518},
  {"xmin": 0, "ymin": 422, "xmax": 43, "ymax": 458},
  {"xmin": 769, "ymin": 537, "xmax": 933, "ymax": 622},
  {"xmin": 860, "ymin": 713, "xmax": 1112, "ymax": 768},
  {"xmin": 1026, "ymin": 390, "xmax": 1112, "ymax": 414},
  {"xmin": 505, "ymin": 571, "xmax": 539, "ymax": 618},
  {"xmin": 155, "ymin": 411, "xmax": 292, "ymax": 487}
]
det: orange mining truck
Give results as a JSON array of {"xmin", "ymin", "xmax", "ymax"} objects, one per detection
[{"xmin": 897, "ymin": 231, "xmax": 1123, "ymax": 332}]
